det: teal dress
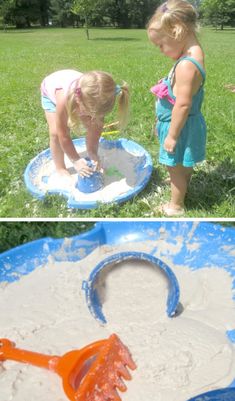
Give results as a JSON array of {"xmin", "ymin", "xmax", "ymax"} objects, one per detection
[{"xmin": 152, "ymin": 56, "xmax": 207, "ymax": 167}]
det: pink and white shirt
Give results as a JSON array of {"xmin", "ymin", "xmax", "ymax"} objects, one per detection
[{"xmin": 40, "ymin": 69, "xmax": 83, "ymax": 103}]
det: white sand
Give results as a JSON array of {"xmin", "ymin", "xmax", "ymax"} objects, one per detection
[{"xmin": 0, "ymin": 239, "xmax": 235, "ymax": 401}]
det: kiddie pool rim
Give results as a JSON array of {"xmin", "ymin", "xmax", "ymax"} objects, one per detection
[
  {"xmin": 1, "ymin": 222, "xmax": 235, "ymax": 282},
  {"xmin": 23, "ymin": 137, "xmax": 153, "ymax": 209}
]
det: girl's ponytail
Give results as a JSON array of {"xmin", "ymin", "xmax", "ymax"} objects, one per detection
[{"xmin": 117, "ymin": 82, "xmax": 129, "ymax": 129}]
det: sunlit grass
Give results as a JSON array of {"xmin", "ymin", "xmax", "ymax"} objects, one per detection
[{"xmin": 0, "ymin": 27, "xmax": 234, "ymax": 217}]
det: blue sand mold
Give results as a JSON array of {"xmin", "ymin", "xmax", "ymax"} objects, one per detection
[
  {"xmin": 82, "ymin": 251, "xmax": 180, "ymax": 324},
  {"xmin": 76, "ymin": 158, "xmax": 103, "ymax": 193},
  {"xmin": 187, "ymin": 388, "xmax": 235, "ymax": 400}
]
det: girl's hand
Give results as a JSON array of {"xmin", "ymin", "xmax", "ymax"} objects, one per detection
[
  {"xmin": 164, "ymin": 136, "xmax": 177, "ymax": 153},
  {"xmin": 88, "ymin": 154, "xmax": 104, "ymax": 173},
  {"xmin": 73, "ymin": 158, "xmax": 94, "ymax": 177}
]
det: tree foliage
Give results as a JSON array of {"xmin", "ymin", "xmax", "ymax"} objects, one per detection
[
  {"xmin": 0, "ymin": 0, "xmax": 160, "ymax": 28},
  {"xmin": 200, "ymin": 0, "xmax": 235, "ymax": 29},
  {"xmin": 0, "ymin": 0, "xmax": 50, "ymax": 27},
  {"xmin": 50, "ymin": 0, "xmax": 74, "ymax": 27},
  {"xmin": 0, "ymin": 0, "xmax": 234, "ymax": 29},
  {"xmin": 96, "ymin": 0, "xmax": 160, "ymax": 28},
  {"xmin": 71, "ymin": 0, "xmax": 97, "ymax": 38}
]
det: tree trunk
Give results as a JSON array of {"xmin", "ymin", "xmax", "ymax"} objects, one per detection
[{"xmin": 85, "ymin": 14, "xmax": 89, "ymax": 39}]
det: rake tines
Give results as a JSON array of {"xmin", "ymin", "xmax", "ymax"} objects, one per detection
[{"xmin": 77, "ymin": 334, "xmax": 136, "ymax": 401}]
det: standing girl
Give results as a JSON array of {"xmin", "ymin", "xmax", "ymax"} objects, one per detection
[
  {"xmin": 41, "ymin": 69, "xmax": 129, "ymax": 177},
  {"xmin": 147, "ymin": 0, "xmax": 206, "ymax": 216}
]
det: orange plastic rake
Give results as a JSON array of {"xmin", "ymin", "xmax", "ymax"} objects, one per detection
[{"xmin": 0, "ymin": 334, "xmax": 136, "ymax": 401}]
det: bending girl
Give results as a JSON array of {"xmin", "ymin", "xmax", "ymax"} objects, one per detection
[{"xmin": 41, "ymin": 69, "xmax": 129, "ymax": 177}]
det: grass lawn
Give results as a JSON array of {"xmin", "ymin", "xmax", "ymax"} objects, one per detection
[{"xmin": 0, "ymin": 27, "xmax": 234, "ymax": 218}]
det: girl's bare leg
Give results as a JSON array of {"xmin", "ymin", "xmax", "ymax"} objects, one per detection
[
  {"xmin": 45, "ymin": 111, "xmax": 68, "ymax": 173},
  {"xmin": 167, "ymin": 165, "xmax": 193, "ymax": 210}
]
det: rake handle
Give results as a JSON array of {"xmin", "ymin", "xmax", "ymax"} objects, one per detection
[
  {"xmin": 103, "ymin": 121, "xmax": 119, "ymax": 128},
  {"xmin": 0, "ymin": 339, "xmax": 59, "ymax": 371}
]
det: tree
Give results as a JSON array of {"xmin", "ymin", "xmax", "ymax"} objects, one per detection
[
  {"xmin": 50, "ymin": 0, "xmax": 74, "ymax": 27},
  {"xmin": 200, "ymin": 0, "xmax": 235, "ymax": 29},
  {"xmin": 127, "ymin": 0, "xmax": 161, "ymax": 28},
  {"xmin": 0, "ymin": 0, "xmax": 14, "ymax": 26},
  {"xmin": 71, "ymin": 0, "xmax": 97, "ymax": 38},
  {"xmin": 38, "ymin": 0, "xmax": 50, "ymax": 26},
  {"xmin": 93, "ymin": 0, "xmax": 159, "ymax": 28},
  {"xmin": 0, "ymin": 0, "xmax": 50, "ymax": 28}
]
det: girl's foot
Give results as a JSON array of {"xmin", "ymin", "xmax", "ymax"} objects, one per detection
[
  {"xmin": 158, "ymin": 202, "xmax": 185, "ymax": 217},
  {"xmin": 53, "ymin": 169, "xmax": 77, "ymax": 186},
  {"xmin": 57, "ymin": 168, "xmax": 72, "ymax": 177},
  {"xmin": 163, "ymin": 176, "xmax": 171, "ymax": 185}
]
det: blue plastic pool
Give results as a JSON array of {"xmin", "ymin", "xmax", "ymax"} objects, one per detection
[{"xmin": 24, "ymin": 137, "xmax": 153, "ymax": 209}]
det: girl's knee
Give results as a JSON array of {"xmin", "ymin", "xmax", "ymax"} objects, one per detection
[
  {"xmin": 168, "ymin": 164, "xmax": 193, "ymax": 175},
  {"xmin": 49, "ymin": 128, "xmax": 58, "ymax": 139},
  {"xmin": 167, "ymin": 165, "xmax": 180, "ymax": 176}
]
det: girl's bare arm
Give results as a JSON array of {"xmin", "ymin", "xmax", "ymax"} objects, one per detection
[
  {"xmin": 164, "ymin": 62, "xmax": 201, "ymax": 152},
  {"xmin": 80, "ymin": 115, "xmax": 104, "ymax": 163},
  {"xmin": 169, "ymin": 63, "xmax": 197, "ymax": 139},
  {"xmin": 55, "ymin": 89, "xmax": 80, "ymax": 162}
]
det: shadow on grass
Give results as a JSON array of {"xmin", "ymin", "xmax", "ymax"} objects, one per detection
[
  {"xmin": 212, "ymin": 29, "xmax": 235, "ymax": 33},
  {"xmin": 91, "ymin": 37, "xmax": 140, "ymax": 41},
  {"xmin": 150, "ymin": 166, "xmax": 164, "ymax": 186},
  {"xmin": 1, "ymin": 29, "xmax": 36, "ymax": 34},
  {"xmin": 187, "ymin": 158, "xmax": 235, "ymax": 211}
]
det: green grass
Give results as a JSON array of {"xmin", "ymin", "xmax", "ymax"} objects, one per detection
[
  {"xmin": 0, "ymin": 27, "xmax": 234, "ymax": 217},
  {"xmin": 0, "ymin": 221, "xmax": 94, "ymax": 253}
]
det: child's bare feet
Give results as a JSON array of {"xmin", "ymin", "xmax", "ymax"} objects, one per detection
[
  {"xmin": 57, "ymin": 168, "xmax": 72, "ymax": 177},
  {"xmin": 158, "ymin": 202, "xmax": 185, "ymax": 217},
  {"xmin": 56, "ymin": 168, "xmax": 76, "ymax": 185}
]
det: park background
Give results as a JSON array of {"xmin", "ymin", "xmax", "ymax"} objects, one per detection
[{"xmin": 0, "ymin": 0, "xmax": 234, "ymax": 218}]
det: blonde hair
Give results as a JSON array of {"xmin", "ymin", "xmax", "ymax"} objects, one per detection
[
  {"xmin": 67, "ymin": 70, "xmax": 129, "ymax": 130},
  {"xmin": 147, "ymin": 0, "xmax": 198, "ymax": 41}
]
